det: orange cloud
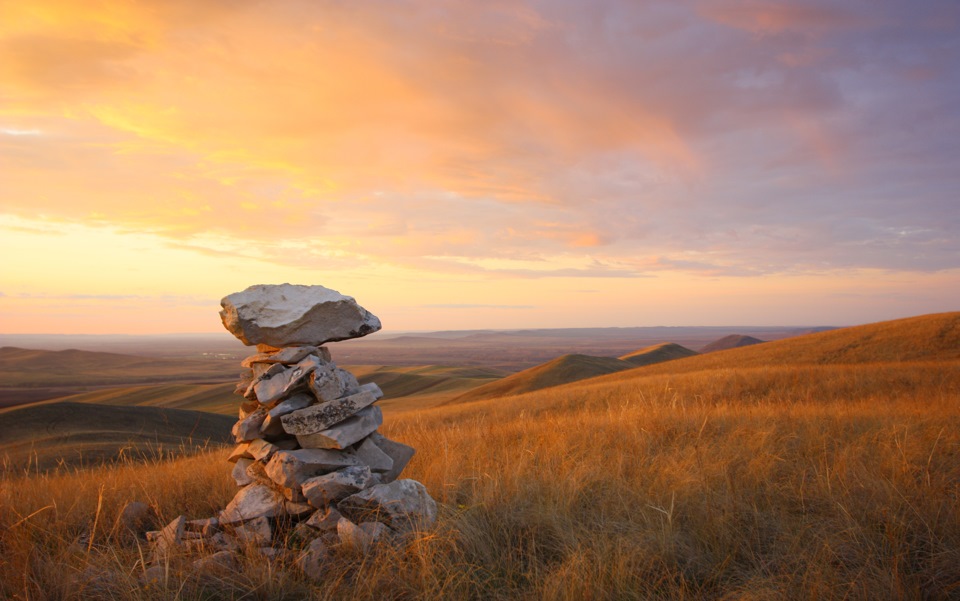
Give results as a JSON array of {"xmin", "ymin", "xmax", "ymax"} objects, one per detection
[{"xmin": 698, "ymin": 1, "xmax": 869, "ymax": 34}]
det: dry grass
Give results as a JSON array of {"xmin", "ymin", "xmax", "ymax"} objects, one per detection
[
  {"xmin": 448, "ymin": 354, "xmax": 633, "ymax": 405},
  {"xmin": 2, "ymin": 314, "xmax": 959, "ymax": 599}
]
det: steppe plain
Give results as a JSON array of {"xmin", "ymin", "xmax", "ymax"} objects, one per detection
[{"xmin": 1, "ymin": 313, "xmax": 958, "ymax": 600}]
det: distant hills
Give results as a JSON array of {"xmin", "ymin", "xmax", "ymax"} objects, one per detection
[
  {"xmin": 5, "ymin": 312, "xmax": 953, "ymax": 471},
  {"xmin": 448, "ymin": 342, "xmax": 700, "ymax": 404},
  {"xmin": 700, "ymin": 335, "xmax": 765, "ymax": 353},
  {"xmin": 0, "ymin": 346, "xmax": 236, "ymax": 409},
  {"xmin": 0, "ymin": 347, "xmax": 234, "ymax": 385},
  {"xmin": 621, "ymin": 342, "xmax": 699, "ymax": 366},
  {"xmin": 50, "ymin": 382, "xmax": 238, "ymax": 415},
  {"xmin": 446, "ymin": 312, "xmax": 960, "ymax": 405},
  {"xmin": 330, "ymin": 326, "xmax": 832, "ymax": 369},
  {"xmin": 345, "ymin": 365, "xmax": 510, "ymax": 402},
  {"xmin": 448, "ymin": 354, "xmax": 633, "ymax": 404},
  {"xmin": 616, "ymin": 312, "xmax": 960, "ymax": 377},
  {"xmin": 0, "ymin": 402, "xmax": 235, "ymax": 471}
]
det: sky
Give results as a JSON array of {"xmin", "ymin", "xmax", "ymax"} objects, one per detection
[{"xmin": 1, "ymin": 0, "xmax": 958, "ymax": 334}]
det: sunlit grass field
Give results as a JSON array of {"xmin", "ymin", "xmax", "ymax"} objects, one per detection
[{"xmin": 2, "ymin": 313, "xmax": 958, "ymax": 600}]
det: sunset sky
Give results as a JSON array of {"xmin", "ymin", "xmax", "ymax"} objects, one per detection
[{"xmin": 1, "ymin": 0, "xmax": 958, "ymax": 334}]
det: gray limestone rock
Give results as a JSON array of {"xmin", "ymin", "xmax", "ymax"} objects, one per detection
[
  {"xmin": 232, "ymin": 458, "xmax": 254, "ymax": 487},
  {"xmin": 260, "ymin": 393, "xmax": 314, "ymax": 437},
  {"xmin": 253, "ymin": 355, "xmax": 322, "ymax": 405},
  {"xmin": 297, "ymin": 538, "xmax": 329, "ymax": 581},
  {"xmin": 307, "ymin": 364, "xmax": 342, "ymax": 402},
  {"xmin": 238, "ymin": 399, "xmax": 260, "ymax": 418},
  {"xmin": 353, "ymin": 435, "xmax": 394, "ymax": 473},
  {"xmin": 153, "ymin": 515, "xmax": 186, "ymax": 559},
  {"xmin": 232, "ymin": 515, "xmax": 272, "ymax": 546},
  {"xmin": 304, "ymin": 506, "xmax": 342, "ymax": 532},
  {"xmin": 227, "ymin": 443, "xmax": 252, "ymax": 463},
  {"xmin": 281, "ymin": 387, "xmax": 380, "ymax": 436},
  {"xmin": 368, "ymin": 432, "xmax": 416, "ymax": 483},
  {"xmin": 185, "ymin": 517, "xmax": 219, "ymax": 536},
  {"xmin": 359, "ymin": 381, "xmax": 381, "ymax": 398},
  {"xmin": 247, "ymin": 439, "xmax": 279, "ymax": 462},
  {"xmin": 220, "ymin": 284, "xmax": 381, "ymax": 347},
  {"xmin": 219, "ymin": 484, "xmax": 286, "ymax": 525},
  {"xmin": 337, "ymin": 517, "xmax": 390, "ymax": 553},
  {"xmin": 241, "ymin": 345, "xmax": 322, "ymax": 368},
  {"xmin": 232, "ymin": 408, "xmax": 267, "ymax": 442},
  {"xmin": 264, "ymin": 448, "xmax": 360, "ymax": 490},
  {"xmin": 245, "ymin": 459, "xmax": 273, "ymax": 486},
  {"xmin": 302, "ymin": 465, "xmax": 373, "ymax": 507},
  {"xmin": 253, "ymin": 361, "xmax": 284, "ymax": 380},
  {"xmin": 192, "ymin": 550, "xmax": 239, "ymax": 573},
  {"xmin": 296, "ymin": 406, "xmax": 382, "ymax": 450},
  {"xmin": 284, "ymin": 500, "xmax": 315, "ymax": 518},
  {"xmin": 282, "ymin": 485, "xmax": 308, "ymax": 503},
  {"xmin": 339, "ymin": 479, "xmax": 437, "ymax": 533},
  {"xmin": 307, "ymin": 365, "xmax": 363, "ymax": 403}
]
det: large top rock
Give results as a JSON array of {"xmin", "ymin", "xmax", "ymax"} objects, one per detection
[{"xmin": 220, "ymin": 284, "xmax": 381, "ymax": 347}]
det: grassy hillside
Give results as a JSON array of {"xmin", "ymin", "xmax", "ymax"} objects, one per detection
[
  {"xmin": 619, "ymin": 342, "xmax": 698, "ymax": 366},
  {"xmin": 447, "ymin": 342, "xmax": 702, "ymax": 405},
  {"xmin": 347, "ymin": 364, "xmax": 507, "ymax": 411},
  {"xmin": 1, "ymin": 312, "xmax": 958, "ymax": 599},
  {"xmin": 447, "ymin": 353, "xmax": 633, "ymax": 404},
  {"xmin": 607, "ymin": 311, "xmax": 960, "ymax": 378},
  {"xmin": 0, "ymin": 402, "xmax": 234, "ymax": 472}
]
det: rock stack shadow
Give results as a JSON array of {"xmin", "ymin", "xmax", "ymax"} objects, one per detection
[{"xmin": 146, "ymin": 284, "xmax": 436, "ymax": 579}]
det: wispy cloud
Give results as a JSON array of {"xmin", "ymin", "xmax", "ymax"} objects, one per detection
[
  {"xmin": 423, "ymin": 304, "xmax": 536, "ymax": 310},
  {"xmin": 1, "ymin": 128, "xmax": 42, "ymax": 136}
]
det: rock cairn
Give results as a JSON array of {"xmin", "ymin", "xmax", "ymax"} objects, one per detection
[{"xmin": 146, "ymin": 284, "xmax": 436, "ymax": 578}]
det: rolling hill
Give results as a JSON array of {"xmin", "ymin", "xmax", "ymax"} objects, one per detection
[
  {"xmin": 619, "ymin": 342, "xmax": 698, "ymax": 366},
  {"xmin": 48, "ymin": 382, "xmax": 239, "ymax": 415},
  {"xmin": 0, "ymin": 346, "xmax": 236, "ymax": 409},
  {"xmin": 445, "ymin": 342, "xmax": 702, "ymax": 405},
  {"xmin": 607, "ymin": 311, "xmax": 960, "ymax": 378},
  {"xmin": 700, "ymin": 334, "xmax": 765, "ymax": 353},
  {"xmin": 0, "ymin": 401, "xmax": 235, "ymax": 471},
  {"xmin": 0, "ymin": 346, "xmax": 235, "ymax": 385},
  {"xmin": 347, "ymin": 365, "xmax": 508, "ymax": 410},
  {"xmin": 446, "ymin": 353, "xmax": 634, "ymax": 404}
]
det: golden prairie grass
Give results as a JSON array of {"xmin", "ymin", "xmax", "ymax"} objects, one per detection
[
  {"xmin": 2, "ymin": 356, "xmax": 959, "ymax": 600},
  {"xmin": 449, "ymin": 354, "xmax": 632, "ymax": 404},
  {"xmin": 628, "ymin": 312, "xmax": 960, "ymax": 375}
]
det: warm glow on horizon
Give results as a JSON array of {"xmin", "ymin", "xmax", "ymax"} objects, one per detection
[{"xmin": 1, "ymin": 1, "xmax": 958, "ymax": 334}]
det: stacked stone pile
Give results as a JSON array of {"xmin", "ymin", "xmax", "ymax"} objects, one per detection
[{"xmin": 146, "ymin": 284, "xmax": 436, "ymax": 577}]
